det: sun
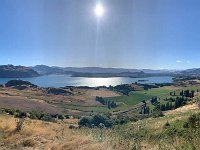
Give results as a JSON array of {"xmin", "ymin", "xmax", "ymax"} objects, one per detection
[{"xmin": 94, "ymin": 3, "xmax": 104, "ymax": 17}]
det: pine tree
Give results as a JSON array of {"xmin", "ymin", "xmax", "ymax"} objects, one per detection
[
  {"xmin": 166, "ymin": 102, "xmax": 170, "ymax": 110},
  {"xmin": 184, "ymin": 90, "xmax": 190, "ymax": 97},
  {"xmin": 108, "ymin": 101, "xmax": 111, "ymax": 109},
  {"xmin": 143, "ymin": 106, "xmax": 146, "ymax": 114},
  {"xmin": 146, "ymin": 106, "xmax": 150, "ymax": 115},
  {"xmin": 191, "ymin": 90, "xmax": 195, "ymax": 98},
  {"xmin": 169, "ymin": 102, "xmax": 173, "ymax": 110},
  {"xmin": 175, "ymin": 99, "xmax": 179, "ymax": 108},
  {"xmin": 161, "ymin": 104, "xmax": 166, "ymax": 111},
  {"xmin": 180, "ymin": 90, "xmax": 183, "ymax": 96}
]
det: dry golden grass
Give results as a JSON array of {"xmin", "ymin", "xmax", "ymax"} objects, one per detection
[
  {"xmin": 164, "ymin": 103, "xmax": 198, "ymax": 115},
  {"xmin": 0, "ymin": 102, "xmax": 199, "ymax": 150},
  {"xmin": 82, "ymin": 88, "xmax": 120, "ymax": 97},
  {"xmin": 0, "ymin": 115, "xmax": 111, "ymax": 150},
  {"xmin": 0, "ymin": 87, "xmax": 120, "ymax": 113}
]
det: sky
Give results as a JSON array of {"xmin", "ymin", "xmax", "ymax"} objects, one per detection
[{"xmin": 0, "ymin": 0, "xmax": 200, "ymax": 69}]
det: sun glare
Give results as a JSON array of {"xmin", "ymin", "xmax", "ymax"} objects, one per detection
[{"xmin": 95, "ymin": 3, "xmax": 104, "ymax": 17}]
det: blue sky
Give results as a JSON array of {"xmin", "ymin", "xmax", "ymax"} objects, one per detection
[{"xmin": 0, "ymin": 0, "xmax": 200, "ymax": 69}]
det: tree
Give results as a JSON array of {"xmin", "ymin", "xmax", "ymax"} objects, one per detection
[
  {"xmin": 110, "ymin": 101, "xmax": 117, "ymax": 108},
  {"xmin": 166, "ymin": 102, "xmax": 170, "ymax": 110},
  {"xmin": 191, "ymin": 90, "xmax": 195, "ymax": 98},
  {"xmin": 91, "ymin": 114, "xmax": 113, "ymax": 128},
  {"xmin": 143, "ymin": 106, "xmax": 146, "ymax": 114},
  {"xmin": 108, "ymin": 101, "xmax": 111, "ymax": 109},
  {"xmin": 161, "ymin": 104, "xmax": 166, "ymax": 111},
  {"xmin": 175, "ymin": 99, "xmax": 179, "ymax": 109},
  {"xmin": 146, "ymin": 106, "xmax": 150, "ymax": 115},
  {"xmin": 78, "ymin": 117, "xmax": 91, "ymax": 127},
  {"xmin": 180, "ymin": 90, "xmax": 183, "ymax": 96},
  {"xmin": 169, "ymin": 102, "xmax": 173, "ymax": 110},
  {"xmin": 151, "ymin": 97, "xmax": 158, "ymax": 104},
  {"xmin": 184, "ymin": 90, "xmax": 190, "ymax": 97},
  {"xmin": 79, "ymin": 114, "xmax": 113, "ymax": 128}
]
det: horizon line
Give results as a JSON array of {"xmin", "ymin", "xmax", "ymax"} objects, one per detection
[{"xmin": 0, "ymin": 64, "xmax": 187, "ymax": 71}]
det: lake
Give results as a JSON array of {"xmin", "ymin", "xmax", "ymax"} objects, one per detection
[{"xmin": 0, "ymin": 75, "xmax": 173, "ymax": 87}]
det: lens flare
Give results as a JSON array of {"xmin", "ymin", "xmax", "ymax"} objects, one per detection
[{"xmin": 94, "ymin": 3, "xmax": 104, "ymax": 17}]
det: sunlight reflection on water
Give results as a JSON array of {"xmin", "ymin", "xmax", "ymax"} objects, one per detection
[{"xmin": 0, "ymin": 75, "xmax": 173, "ymax": 87}]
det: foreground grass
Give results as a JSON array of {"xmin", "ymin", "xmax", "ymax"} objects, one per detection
[
  {"xmin": 0, "ymin": 115, "xmax": 111, "ymax": 150},
  {"xmin": 78, "ymin": 103, "xmax": 200, "ymax": 150},
  {"xmin": 0, "ymin": 103, "xmax": 199, "ymax": 150}
]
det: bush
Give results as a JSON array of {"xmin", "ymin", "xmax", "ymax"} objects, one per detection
[
  {"xmin": 78, "ymin": 117, "xmax": 91, "ymax": 127},
  {"xmin": 41, "ymin": 114, "xmax": 53, "ymax": 122},
  {"xmin": 91, "ymin": 114, "xmax": 111, "ymax": 127},
  {"xmin": 79, "ymin": 114, "xmax": 113, "ymax": 128}
]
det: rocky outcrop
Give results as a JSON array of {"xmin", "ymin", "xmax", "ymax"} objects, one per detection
[
  {"xmin": 46, "ymin": 88, "xmax": 73, "ymax": 96},
  {"xmin": 5, "ymin": 80, "xmax": 37, "ymax": 90}
]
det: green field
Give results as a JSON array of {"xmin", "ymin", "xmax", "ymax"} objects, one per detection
[
  {"xmin": 52, "ymin": 85, "xmax": 200, "ymax": 114},
  {"xmin": 104, "ymin": 86, "xmax": 200, "ymax": 112},
  {"xmin": 106, "ymin": 87, "xmax": 172, "ymax": 105}
]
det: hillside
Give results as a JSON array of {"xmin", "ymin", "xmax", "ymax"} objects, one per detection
[
  {"xmin": 180, "ymin": 68, "xmax": 200, "ymax": 76},
  {"xmin": 1, "ymin": 78, "xmax": 200, "ymax": 149},
  {"xmin": 0, "ymin": 114, "xmax": 110, "ymax": 150},
  {"xmin": 0, "ymin": 65, "xmax": 39, "ymax": 78},
  {"xmin": 0, "ymin": 102, "xmax": 199, "ymax": 150}
]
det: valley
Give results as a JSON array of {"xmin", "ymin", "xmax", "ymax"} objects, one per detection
[{"xmin": 0, "ymin": 72, "xmax": 200, "ymax": 149}]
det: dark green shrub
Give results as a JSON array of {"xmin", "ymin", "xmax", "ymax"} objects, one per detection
[
  {"xmin": 78, "ymin": 117, "xmax": 91, "ymax": 127},
  {"xmin": 79, "ymin": 114, "xmax": 113, "ymax": 128}
]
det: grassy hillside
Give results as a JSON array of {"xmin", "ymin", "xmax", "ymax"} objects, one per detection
[
  {"xmin": 0, "ymin": 114, "xmax": 111, "ymax": 150},
  {"xmin": 1, "ymin": 79, "xmax": 200, "ymax": 149},
  {"xmin": 79, "ymin": 103, "xmax": 200, "ymax": 150},
  {"xmin": 0, "ymin": 102, "xmax": 199, "ymax": 150}
]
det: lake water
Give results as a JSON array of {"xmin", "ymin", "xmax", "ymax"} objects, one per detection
[{"xmin": 0, "ymin": 75, "xmax": 173, "ymax": 87}]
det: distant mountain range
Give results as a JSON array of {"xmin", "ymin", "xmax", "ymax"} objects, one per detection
[
  {"xmin": 31, "ymin": 65, "xmax": 175, "ymax": 75},
  {"xmin": 0, "ymin": 65, "xmax": 39, "ymax": 78},
  {"xmin": 1, "ymin": 64, "xmax": 200, "ymax": 78},
  {"xmin": 178, "ymin": 68, "xmax": 200, "ymax": 76},
  {"xmin": 32, "ymin": 65, "xmax": 200, "ymax": 78}
]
